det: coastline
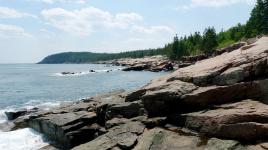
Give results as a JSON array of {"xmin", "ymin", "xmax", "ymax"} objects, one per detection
[{"xmin": 3, "ymin": 36, "xmax": 268, "ymax": 149}]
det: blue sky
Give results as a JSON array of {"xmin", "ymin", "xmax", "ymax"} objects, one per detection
[{"xmin": 0, "ymin": 0, "xmax": 255, "ymax": 63}]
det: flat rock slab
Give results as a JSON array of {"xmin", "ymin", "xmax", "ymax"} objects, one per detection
[
  {"xmin": 134, "ymin": 128, "xmax": 244, "ymax": 150},
  {"xmin": 174, "ymin": 100, "xmax": 268, "ymax": 141},
  {"xmin": 72, "ymin": 122, "xmax": 145, "ymax": 150}
]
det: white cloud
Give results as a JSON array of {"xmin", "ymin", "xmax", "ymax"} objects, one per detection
[
  {"xmin": 176, "ymin": 0, "xmax": 255, "ymax": 10},
  {"xmin": 0, "ymin": 24, "xmax": 32, "ymax": 38},
  {"xmin": 41, "ymin": 7, "xmax": 143, "ymax": 36},
  {"xmin": 130, "ymin": 26, "xmax": 174, "ymax": 35},
  {"xmin": 0, "ymin": 7, "xmax": 36, "ymax": 19},
  {"xmin": 33, "ymin": 0, "xmax": 86, "ymax": 4}
]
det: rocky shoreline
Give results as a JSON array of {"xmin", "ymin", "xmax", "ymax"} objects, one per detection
[
  {"xmin": 96, "ymin": 38, "xmax": 256, "ymax": 73},
  {"xmin": 3, "ymin": 36, "xmax": 268, "ymax": 150}
]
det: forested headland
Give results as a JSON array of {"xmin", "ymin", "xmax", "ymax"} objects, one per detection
[{"xmin": 39, "ymin": 0, "xmax": 268, "ymax": 64}]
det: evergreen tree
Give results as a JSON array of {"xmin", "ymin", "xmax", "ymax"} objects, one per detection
[
  {"xmin": 246, "ymin": 0, "xmax": 265, "ymax": 37},
  {"xmin": 169, "ymin": 35, "xmax": 179, "ymax": 60},
  {"xmin": 263, "ymin": 0, "xmax": 268, "ymax": 34},
  {"xmin": 201, "ymin": 27, "xmax": 218, "ymax": 55}
]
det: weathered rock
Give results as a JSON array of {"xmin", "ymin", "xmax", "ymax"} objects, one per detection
[
  {"xmin": 104, "ymin": 55, "xmax": 174, "ymax": 72},
  {"xmin": 122, "ymin": 64, "xmax": 150, "ymax": 71},
  {"xmin": 161, "ymin": 37, "xmax": 268, "ymax": 86},
  {"xmin": 27, "ymin": 111, "xmax": 100, "ymax": 149},
  {"xmin": 72, "ymin": 122, "xmax": 145, "ymax": 150},
  {"xmin": 141, "ymin": 79, "xmax": 265, "ymax": 116},
  {"xmin": 142, "ymin": 117, "xmax": 167, "ymax": 128},
  {"xmin": 215, "ymin": 42, "xmax": 246, "ymax": 56},
  {"xmin": 171, "ymin": 100, "xmax": 268, "ymax": 142},
  {"xmin": 5, "ymin": 108, "xmax": 38, "ymax": 120},
  {"xmin": 105, "ymin": 118, "xmax": 130, "ymax": 129},
  {"xmin": 134, "ymin": 128, "xmax": 244, "ymax": 150},
  {"xmin": 126, "ymin": 37, "xmax": 268, "ymax": 116},
  {"xmin": 141, "ymin": 80, "xmax": 197, "ymax": 116},
  {"xmin": 125, "ymin": 89, "xmax": 146, "ymax": 102},
  {"xmin": 106, "ymin": 101, "xmax": 144, "ymax": 119}
]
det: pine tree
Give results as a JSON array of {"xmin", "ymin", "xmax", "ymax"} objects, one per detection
[
  {"xmin": 201, "ymin": 27, "xmax": 218, "ymax": 55},
  {"xmin": 246, "ymin": 0, "xmax": 265, "ymax": 37},
  {"xmin": 263, "ymin": 0, "xmax": 268, "ymax": 34},
  {"xmin": 170, "ymin": 35, "xmax": 179, "ymax": 60}
]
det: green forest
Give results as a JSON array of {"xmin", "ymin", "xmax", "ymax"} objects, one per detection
[
  {"xmin": 166, "ymin": 0, "xmax": 268, "ymax": 60},
  {"xmin": 39, "ymin": 0, "xmax": 268, "ymax": 64}
]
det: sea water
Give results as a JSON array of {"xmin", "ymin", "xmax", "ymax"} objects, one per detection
[{"xmin": 0, "ymin": 64, "xmax": 167, "ymax": 150}]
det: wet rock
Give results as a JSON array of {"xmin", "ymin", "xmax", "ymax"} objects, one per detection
[
  {"xmin": 5, "ymin": 109, "xmax": 28, "ymax": 120},
  {"xmin": 28, "ymin": 111, "xmax": 100, "ymax": 149},
  {"xmin": 61, "ymin": 72, "xmax": 75, "ymax": 75}
]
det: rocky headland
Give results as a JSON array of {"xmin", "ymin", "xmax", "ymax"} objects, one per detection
[{"xmin": 3, "ymin": 36, "xmax": 268, "ymax": 150}]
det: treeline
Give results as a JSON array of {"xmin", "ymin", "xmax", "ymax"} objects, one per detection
[
  {"xmin": 166, "ymin": 0, "xmax": 268, "ymax": 60},
  {"xmin": 39, "ymin": 49, "xmax": 165, "ymax": 64}
]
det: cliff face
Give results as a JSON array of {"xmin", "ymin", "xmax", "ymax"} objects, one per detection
[{"xmin": 7, "ymin": 36, "xmax": 268, "ymax": 150}]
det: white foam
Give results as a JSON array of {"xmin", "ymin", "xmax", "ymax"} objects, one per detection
[
  {"xmin": 52, "ymin": 68, "xmax": 122, "ymax": 77},
  {"xmin": 0, "ymin": 108, "xmax": 15, "ymax": 124},
  {"xmin": 53, "ymin": 71, "xmax": 94, "ymax": 77},
  {"xmin": 0, "ymin": 110, "xmax": 7, "ymax": 124},
  {"xmin": 0, "ymin": 128, "xmax": 49, "ymax": 150}
]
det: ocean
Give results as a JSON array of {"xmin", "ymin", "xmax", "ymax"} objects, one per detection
[{"xmin": 0, "ymin": 64, "xmax": 167, "ymax": 150}]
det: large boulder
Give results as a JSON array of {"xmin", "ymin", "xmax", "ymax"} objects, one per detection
[
  {"xmin": 27, "ymin": 111, "xmax": 102, "ymax": 149},
  {"xmin": 170, "ymin": 100, "xmax": 268, "ymax": 142}
]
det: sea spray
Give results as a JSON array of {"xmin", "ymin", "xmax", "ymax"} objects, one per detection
[{"xmin": 0, "ymin": 128, "xmax": 49, "ymax": 150}]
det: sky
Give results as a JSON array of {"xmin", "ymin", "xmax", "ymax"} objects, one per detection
[{"xmin": 0, "ymin": 0, "xmax": 256, "ymax": 63}]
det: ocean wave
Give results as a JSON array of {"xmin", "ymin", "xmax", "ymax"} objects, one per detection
[
  {"xmin": 0, "ymin": 128, "xmax": 49, "ymax": 150},
  {"xmin": 0, "ymin": 100, "xmax": 71, "ymax": 124},
  {"xmin": 53, "ymin": 71, "xmax": 94, "ymax": 77},
  {"xmin": 24, "ymin": 100, "xmax": 71, "ymax": 111},
  {"xmin": 0, "ymin": 100, "xmax": 68, "ymax": 149}
]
